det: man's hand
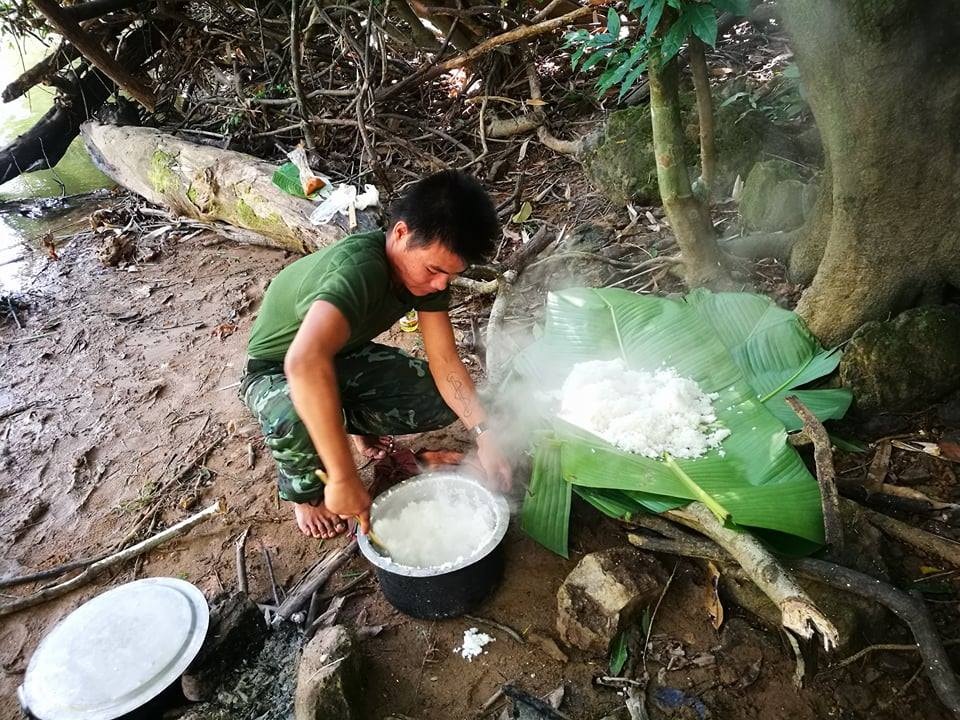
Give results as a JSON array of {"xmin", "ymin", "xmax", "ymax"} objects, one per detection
[
  {"xmin": 476, "ymin": 433, "xmax": 512, "ymax": 492},
  {"xmin": 322, "ymin": 472, "xmax": 372, "ymax": 534}
]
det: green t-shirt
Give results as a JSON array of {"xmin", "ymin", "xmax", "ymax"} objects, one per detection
[{"xmin": 247, "ymin": 230, "xmax": 450, "ymax": 361}]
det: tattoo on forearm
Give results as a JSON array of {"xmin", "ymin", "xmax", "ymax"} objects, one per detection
[{"xmin": 446, "ymin": 371, "xmax": 474, "ymax": 418}]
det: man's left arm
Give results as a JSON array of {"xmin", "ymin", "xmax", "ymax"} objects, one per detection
[{"xmin": 419, "ymin": 310, "xmax": 512, "ymax": 491}]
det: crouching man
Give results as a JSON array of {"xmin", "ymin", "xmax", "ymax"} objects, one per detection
[{"xmin": 241, "ymin": 170, "xmax": 512, "ymax": 538}]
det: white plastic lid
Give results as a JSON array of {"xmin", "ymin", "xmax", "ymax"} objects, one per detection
[{"xmin": 19, "ymin": 577, "xmax": 209, "ymax": 720}]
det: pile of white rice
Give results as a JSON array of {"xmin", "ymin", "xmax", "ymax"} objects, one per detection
[
  {"xmin": 559, "ymin": 359, "xmax": 729, "ymax": 458},
  {"xmin": 456, "ymin": 627, "xmax": 495, "ymax": 661},
  {"xmin": 374, "ymin": 496, "xmax": 494, "ymax": 569}
]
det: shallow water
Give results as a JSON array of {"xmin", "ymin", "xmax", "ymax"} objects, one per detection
[{"xmin": 0, "ymin": 35, "xmax": 114, "ymax": 292}]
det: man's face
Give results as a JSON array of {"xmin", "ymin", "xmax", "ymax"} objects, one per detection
[{"xmin": 392, "ymin": 222, "xmax": 468, "ymax": 296}]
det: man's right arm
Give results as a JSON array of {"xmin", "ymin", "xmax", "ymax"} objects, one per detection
[{"xmin": 284, "ymin": 300, "xmax": 371, "ymax": 530}]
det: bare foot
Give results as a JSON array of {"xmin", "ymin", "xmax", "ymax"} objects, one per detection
[
  {"xmin": 293, "ymin": 501, "xmax": 348, "ymax": 539},
  {"xmin": 352, "ymin": 434, "xmax": 394, "ymax": 460}
]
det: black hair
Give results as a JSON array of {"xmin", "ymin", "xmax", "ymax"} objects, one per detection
[{"xmin": 389, "ymin": 170, "xmax": 498, "ymax": 264}]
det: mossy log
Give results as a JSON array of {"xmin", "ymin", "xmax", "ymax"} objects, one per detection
[{"xmin": 81, "ymin": 123, "xmax": 370, "ymax": 254}]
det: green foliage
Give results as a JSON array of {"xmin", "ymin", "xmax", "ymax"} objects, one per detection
[
  {"xmin": 514, "ymin": 289, "xmax": 853, "ymax": 557},
  {"xmin": 719, "ymin": 63, "xmax": 809, "ymax": 123},
  {"xmin": 566, "ymin": 0, "xmax": 749, "ymax": 98},
  {"xmin": 609, "ymin": 631, "xmax": 629, "ymax": 675}
]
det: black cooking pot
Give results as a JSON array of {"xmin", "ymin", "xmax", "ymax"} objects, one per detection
[{"xmin": 357, "ymin": 472, "xmax": 510, "ymax": 619}]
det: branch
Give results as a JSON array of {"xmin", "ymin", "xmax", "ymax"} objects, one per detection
[
  {"xmin": 2, "ymin": 41, "xmax": 80, "ymax": 103},
  {"xmin": 0, "ymin": 499, "xmax": 225, "ymax": 617},
  {"xmin": 377, "ymin": 0, "xmax": 606, "ymax": 101},
  {"xmin": 667, "ymin": 502, "xmax": 840, "ymax": 650},
  {"xmin": 276, "ymin": 539, "xmax": 358, "ymax": 621},
  {"xmin": 289, "ymin": 0, "xmax": 316, "ymax": 150},
  {"xmin": 0, "ymin": 551, "xmax": 110, "ymax": 589},
  {"xmin": 785, "ymin": 395, "xmax": 843, "ymax": 554},
  {"xmin": 30, "ymin": 0, "xmax": 157, "ymax": 111}
]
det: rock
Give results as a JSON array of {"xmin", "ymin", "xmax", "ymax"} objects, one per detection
[
  {"xmin": 556, "ymin": 547, "xmax": 666, "ymax": 654},
  {"xmin": 583, "ymin": 90, "xmax": 808, "ymax": 207},
  {"xmin": 294, "ymin": 625, "xmax": 361, "ymax": 720},
  {"xmin": 582, "ymin": 105, "xmax": 660, "ymax": 205},
  {"xmin": 840, "ymin": 305, "xmax": 960, "ymax": 413},
  {"xmin": 738, "ymin": 159, "xmax": 816, "ymax": 232},
  {"xmin": 182, "ymin": 592, "xmax": 268, "ymax": 702}
]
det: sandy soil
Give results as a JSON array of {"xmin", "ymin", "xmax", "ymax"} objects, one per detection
[{"xmin": 0, "ymin": 207, "xmax": 954, "ymax": 720}]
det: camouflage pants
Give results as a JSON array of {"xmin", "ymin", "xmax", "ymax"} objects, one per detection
[{"xmin": 240, "ymin": 343, "xmax": 456, "ymax": 503}]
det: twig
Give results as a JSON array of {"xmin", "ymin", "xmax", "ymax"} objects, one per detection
[
  {"xmin": 275, "ymin": 539, "xmax": 358, "ymax": 620},
  {"xmin": 316, "ymin": 569, "xmax": 371, "ymax": 601},
  {"xmin": 260, "ymin": 541, "xmax": 281, "ymax": 605},
  {"xmin": 642, "ymin": 561, "xmax": 678, "ymax": 670},
  {"xmin": 464, "ymin": 614, "xmax": 525, "ymax": 643},
  {"xmin": 0, "ymin": 499, "xmax": 225, "ymax": 617},
  {"xmin": 376, "ymin": 1, "xmax": 606, "ymax": 101},
  {"xmin": 786, "ymin": 395, "xmax": 843, "ymax": 554},
  {"xmin": 0, "ymin": 552, "xmax": 111, "ymax": 589},
  {"xmin": 235, "ymin": 526, "xmax": 251, "ymax": 594}
]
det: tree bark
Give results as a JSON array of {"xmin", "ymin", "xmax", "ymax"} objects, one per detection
[
  {"xmin": 781, "ymin": 1, "xmax": 960, "ymax": 345},
  {"xmin": 80, "ymin": 123, "xmax": 369, "ymax": 253},
  {"xmin": 647, "ymin": 45, "xmax": 728, "ymax": 287},
  {"xmin": 688, "ymin": 37, "xmax": 715, "ymax": 199}
]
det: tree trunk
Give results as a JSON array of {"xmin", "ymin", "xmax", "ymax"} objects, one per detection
[
  {"xmin": 647, "ymin": 46, "xmax": 728, "ymax": 287},
  {"xmin": 688, "ymin": 37, "xmax": 715, "ymax": 200},
  {"xmin": 781, "ymin": 1, "xmax": 960, "ymax": 345},
  {"xmin": 80, "ymin": 123, "xmax": 369, "ymax": 253}
]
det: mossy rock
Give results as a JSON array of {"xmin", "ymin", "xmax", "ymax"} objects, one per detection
[
  {"xmin": 583, "ymin": 92, "xmax": 805, "ymax": 206},
  {"xmin": 840, "ymin": 305, "xmax": 960, "ymax": 413},
  {"xmin": 739, "ymin": 159, "xmax": 817, "ymax": 231},
  {"xmin": 582, "ymin": 104, "xmax": 662, "ymax": 205}
]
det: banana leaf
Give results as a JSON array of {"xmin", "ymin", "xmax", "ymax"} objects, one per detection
[{"xmin": 515, "ymin": 288, "xmax": 852, "ymax": 557}]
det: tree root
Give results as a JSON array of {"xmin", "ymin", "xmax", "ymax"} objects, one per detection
[
  {"xmin": 665, "ymin": 503, "xmax": 840, "ymax": 651},
  {"xmin": 628, "ymin": 530, "xmax": 960, "ymax": 717},
  {"xmin": 845, "ymin": 499, "xmax": 960, "ymax": 569},
  {"xmin": 719, "ymin": 230, "xmax": 798, "ymax": 263}
]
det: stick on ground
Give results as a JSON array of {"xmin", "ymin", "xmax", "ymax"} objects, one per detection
[
  {"xmin": 0, "ymin": 498, "xmax": 225, "ymax": 617},
  {"xmin": 786, "ymin": 395, "xmax": 843, "ymax": 553},
  {"xmin": 667, "ymin": 502, "xmax": 840, "ymax": 651}
]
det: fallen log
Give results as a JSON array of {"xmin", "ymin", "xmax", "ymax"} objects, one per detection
[{"xmin": 81, "ymin": 123, "xmax": 374, "ymax": 253}]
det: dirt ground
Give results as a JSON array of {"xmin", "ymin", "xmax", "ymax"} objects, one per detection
[{"xmin": 0, "ymin": 200, "xmax": 957, "ymax": 720}]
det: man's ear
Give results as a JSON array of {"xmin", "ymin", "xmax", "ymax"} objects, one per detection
[{"xmin": 392, "ymin": 220, "xmax": 409, "ymax": 245}]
